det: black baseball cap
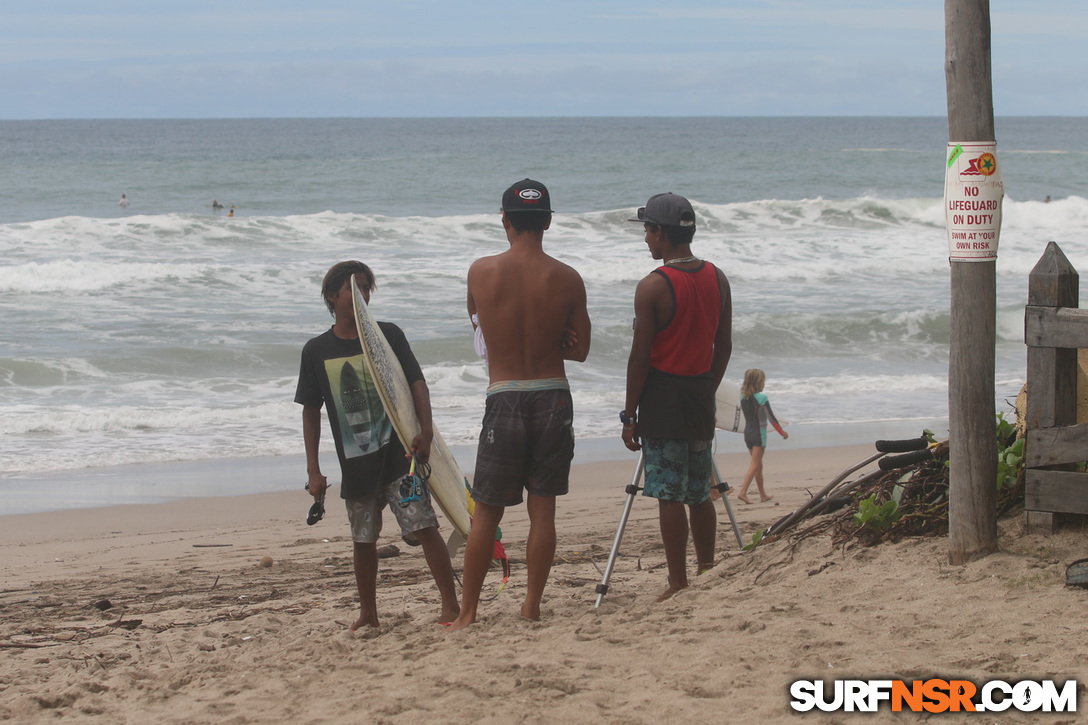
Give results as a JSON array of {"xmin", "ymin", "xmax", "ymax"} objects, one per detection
[
  {"xmin": 629, "ymin": 192, "xmax": 696, "ymax": 229},
  {"xmin": 502, "ymin": 179, "xmax": 552, "ymax": 214}
]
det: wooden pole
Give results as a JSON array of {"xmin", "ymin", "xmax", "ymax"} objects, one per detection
[{"xmin": 945, "ymin": 0, "xmax": 998, "ymax": 563}]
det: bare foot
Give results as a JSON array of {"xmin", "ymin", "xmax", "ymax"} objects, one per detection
[
  {"xmin": 520, "ymin": 601, "xmax": 541, "ymax": 621},
  {"xmin": 656, "ymin": 582, "xmax": 688, "ymax": 602},
  {"xmin": 737, "ymin": 495, "xmax": 751, "ymax": 504},
  {"xmin": 444, "ymin": 614, "xmax": 475, "ymax": 632},
  {"xmin": 698, "ymin": 561, "xmax": 715, "ymax": 575},
  {"xmin": 351, "ymin": 613, "xmax": 379, "ymax": 631},
  {"xmin": 438, "ymin": 605, "xmax": 460, "ymax": 625},
  {"xmin": 760, "ymin": 495, "xmax": 774, "ymax": 502}
]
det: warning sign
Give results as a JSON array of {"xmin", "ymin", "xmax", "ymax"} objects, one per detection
[{"xmin": 944, "ymin": 142, "xmax": 1004, "ymax": 261}]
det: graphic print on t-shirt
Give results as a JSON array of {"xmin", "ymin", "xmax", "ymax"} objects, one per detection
[{"xmin": 324, "ymin": 354, "xmax": 392, "ymax": 459}]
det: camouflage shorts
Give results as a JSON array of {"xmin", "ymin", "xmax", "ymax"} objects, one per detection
[{"xmin": 641, "ymin": 437, "xmax": 713, "ymax": 506}]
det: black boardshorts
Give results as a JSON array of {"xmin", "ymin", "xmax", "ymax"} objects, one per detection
[{"xmin": 472, "ymin": 383, "xmax": 574, "ymax": 507}]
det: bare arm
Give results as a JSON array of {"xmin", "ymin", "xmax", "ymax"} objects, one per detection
[
  {"xmin": 710, "ymin": 269, "xmax": 733, "ymax": 387},
  {"xmin": 622, "ymin": 275, "xmax": 663, "ymax": 451},
  {"xmin": 467, "ymin": 278, "xmax": 478, "ymax": 329},
  {"xmin": 302, "ymin": 404, "xmax": 327, "ymax": 500},
  {"xmin": 408, "ymin": 379, "xmax": 434, "ymax": 463},
  {"xmin": 561, "ymin": 275, "xmax": 591, "ymax": 363}
]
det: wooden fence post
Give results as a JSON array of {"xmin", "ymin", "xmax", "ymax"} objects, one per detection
[{"xmin": 1025, "ymin": 242, "xmax": 1080, "ymax": 532}]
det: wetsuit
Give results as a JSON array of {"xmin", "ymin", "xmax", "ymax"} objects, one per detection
[{"xmin": 740, "ymin": 392, "xmax": 786, "ymax": 450}]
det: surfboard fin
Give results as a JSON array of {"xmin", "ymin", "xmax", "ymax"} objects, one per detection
[{"xmin": 446, "ymin": 529, "xmax": 467, "ymax": 558}]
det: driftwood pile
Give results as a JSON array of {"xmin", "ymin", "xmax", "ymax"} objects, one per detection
[{"xmin": 757, "ymin": 436, "xmax": 1025, "ymax": 557}]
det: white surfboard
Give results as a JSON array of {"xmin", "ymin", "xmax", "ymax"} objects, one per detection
[
  {"xmin": 715, "ymin": 379, "xmax": 746, "ymax": 432},
  {"xmin": 716, "ymin": 379, "xmax": 789, "ymax": 432},
  {"xmin": 351, "ymin": 276, "xmax": 472, "ymax": 544}
]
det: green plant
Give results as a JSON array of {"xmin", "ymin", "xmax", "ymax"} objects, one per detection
[
  {"xmin": 995, "ymin": 412, "xmax": 1024, "ymax": 491},
  {"xmin": 743, "ymin": 528, "xmax": 765, "ymax": 552},
  {"xmin": 854, "ymin": 494, "xmax": 901, "ymax": 530}
]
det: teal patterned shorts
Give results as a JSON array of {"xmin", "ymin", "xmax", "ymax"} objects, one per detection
[{"xmin": 641, "ymin": 437, "xmax": 713, "ymax": 505}]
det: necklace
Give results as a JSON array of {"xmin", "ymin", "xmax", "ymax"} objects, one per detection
[{"xmin": 665, "ymin": 255, "xmax": 699, "ymax": 265}]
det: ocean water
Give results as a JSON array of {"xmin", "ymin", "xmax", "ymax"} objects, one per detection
[{"xmin": 2, "ymin": 117, "xmax": 1086, "ymax": 510}]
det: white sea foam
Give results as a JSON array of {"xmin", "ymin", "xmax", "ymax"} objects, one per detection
[
  {"xmin": 0, "ymin": 199, "xmax": 1061, "ymax": 477},
  {"xmin": 0, "ymin": 259, "xmax": 212, "ymax": 293},
  {"xmin": 4, "ymin": 176, "xmax": 1087, "ymax": 478},
  {"xmin": 775, "ymin": 373, "xmax": 950, "ymax": 396}
]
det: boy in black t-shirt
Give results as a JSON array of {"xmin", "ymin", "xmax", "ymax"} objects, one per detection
[{"xmin": 295, "ymin": 261, "xmax": 459, "ymax": 630}]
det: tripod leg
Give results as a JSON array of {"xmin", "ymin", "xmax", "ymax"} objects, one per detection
[
  {"xmin": 594, "ymin": 453, "xmax": 644, "ymax": 608},
  {"xmin": 712, "ymin": 460, "xmax": 744, "ymax": 549}
]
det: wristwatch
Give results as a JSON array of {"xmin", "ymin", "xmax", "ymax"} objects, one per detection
[{"xmin": 620, "ymin": 410, "xmax": 636, "ymax": 426}]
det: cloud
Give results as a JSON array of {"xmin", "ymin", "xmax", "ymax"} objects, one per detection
[{"xmin": 1, "ymin": 1, "xmax": 1086, "ymax": 118}]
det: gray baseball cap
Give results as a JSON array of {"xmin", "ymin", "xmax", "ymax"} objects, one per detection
[{"xmin": 629, "ymin": 192, "xmax": 696, "ymax": 228}]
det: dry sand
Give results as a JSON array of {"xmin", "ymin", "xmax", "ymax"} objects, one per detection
[{"xmin": 2, "ymin": 444, "xmax": 1086, "ymax": 724}]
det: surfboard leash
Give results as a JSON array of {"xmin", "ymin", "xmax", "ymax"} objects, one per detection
[{"xmin": 397, "ymin": 455, "xmax": 431, "ymax": 507}]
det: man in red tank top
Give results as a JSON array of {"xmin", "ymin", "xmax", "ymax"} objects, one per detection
[{"xmin": 621, "ymin": 192, "xmax": 732, "ymax": 601}]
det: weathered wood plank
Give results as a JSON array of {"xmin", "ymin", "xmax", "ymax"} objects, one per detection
[
  {"xmin": 1025, "ymin": 423, "xmax": 1088, "ymax": 468},
  {"xmin": 1025, "ymin": 314, "xmax": 1078, "ymax": 432},
  {"xmin": 1025, "ymin": 306, "xmax": 1088, "ymax": 348},
  {"xmin": 1024, "ymin": 511, "xmax": 1055, "ymax": 535},
  {"xmin": 1022, "ymin": 244, "xmax": 1083, "ymax": 527},
  {"xmin": 1025, "ymin": 469, "xmax": 1088, "ymax": 514},
  {"xmin": 1026, "ymin": 347, "xmax": 1061, "ymax": 430},
  {"xmin": 1027, "ymin": 242, "xmax": 1079, "ymax": 308}
]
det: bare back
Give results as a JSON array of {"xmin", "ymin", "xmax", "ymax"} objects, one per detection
[{"xmin": 468, "ymin": 243, "xmax": 590, "ymax": 384}]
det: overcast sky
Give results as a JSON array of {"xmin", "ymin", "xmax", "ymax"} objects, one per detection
[{"xmin": 2, "ymin": 1, "xmax": 1084, "ymax": 119}]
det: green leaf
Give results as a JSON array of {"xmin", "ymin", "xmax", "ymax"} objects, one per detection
[
  {"xmin": 742, "ymin": 528, "xmax": 765, "ymax": 552},
  {"xmin": 854, "ymin": 494, "xmax": 901, "ymax": 530},
  {"xmin": 994, "ymin": 412, "xmax": 1025, "ymax": 491}
]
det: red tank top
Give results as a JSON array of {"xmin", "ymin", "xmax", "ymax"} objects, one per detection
[{"xmin": 649, "ymin": 262, "xmax": 721, "ymax": 376}]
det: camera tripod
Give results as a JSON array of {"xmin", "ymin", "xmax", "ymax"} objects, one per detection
[{"xmin": 594, "ymin": 452, "xmax": 743, "ymax": 608}]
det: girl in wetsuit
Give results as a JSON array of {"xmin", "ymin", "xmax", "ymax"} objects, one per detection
[{"xmin": 737, "ymin": 368, "xmax": 788, "ymax": 503}]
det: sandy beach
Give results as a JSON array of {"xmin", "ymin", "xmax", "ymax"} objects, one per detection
[{"xmin": 2, "ymin": 444, "xmax": 1085, "ymax": 724}]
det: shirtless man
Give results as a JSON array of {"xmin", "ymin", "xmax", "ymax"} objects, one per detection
[{"xmin": 447, "ymin": 179, "xmax": 591, "ymax": 630}]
